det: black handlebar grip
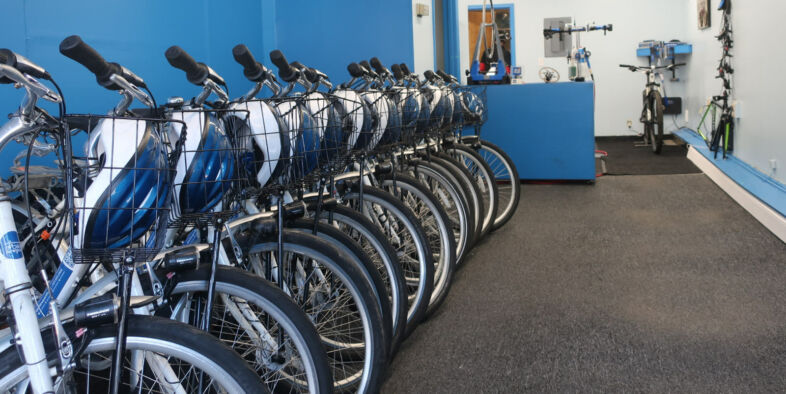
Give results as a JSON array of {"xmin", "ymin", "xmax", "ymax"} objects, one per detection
[
  {"xmin": 400, "ymin": 63, "xmax": 411, "ymax": 75},
  {"xmin": 619, "ymin": 64, "xmax": 634, "ymax": 68},
  {"xmin": 59, "ymin": 35, "xmax": 113, "ymax": 80},
  {"xmin": 0, "ymin": 49, "xmax": 12, "ymax": 84},
  {"xmin": 607, "ymin": 24, "xmax": 613, "ymax": 32},
  {"xmin": 436, "ymin": 70, "xmax": 452, "ymax": 81},
  {"xmin": 369, "ymin": 57, "xmax": 386, "ymax": 75},
  {"xmin": 5, "ymin": 51, "xmax": 51, "ymax": 80},
  {"xmin": 269, "ymin": 50, "xmax": 297, "ymax": 82},
  {"xmin": 165, "ymin": 46, "xmax": 208, "ymax": 85},
  {"xmin": 390, "ymin": 64, "xmax": 403, "ymax": 80},
  {"xmin": 359, "ymin": 61, "xmax": 379, "ymax": 78},
  {"xmin": 423, "ymin": 70, "xmax": 438, "ymax": 82},
  {"xmin": 232, "ymin": 44, "xmax": 266, "ymax": 82},
  {"xmin": 347, "ymin": 62, "xmax": 364, "ymax": 78}
]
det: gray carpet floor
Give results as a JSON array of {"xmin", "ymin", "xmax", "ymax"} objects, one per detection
[
  {"xmin": 382, "ymin": 174, "xmax": 786, "ymax": 393},
  {"xmin": 596, "ymin": 138, "xmax": 701, "ymax": 176}
]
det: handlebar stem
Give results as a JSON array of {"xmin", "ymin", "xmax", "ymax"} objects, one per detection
[
  {"xmin": 194, "ymin": 79, "xmax": 228, "ymax": 107},
  {"xmin": 109, "ymin": 74, "xmax": 153, "ymax": 115}
]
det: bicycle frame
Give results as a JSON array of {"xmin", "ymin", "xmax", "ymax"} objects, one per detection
[{"xmin": 0, "ymin": 91, "xmax": 57, "ymax": 393}]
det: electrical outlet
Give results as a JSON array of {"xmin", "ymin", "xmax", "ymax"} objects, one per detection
[
  {"xmin": 770, "ymin": 159, "xmax": 778, "ymax": 172},
  {"xmin": 626, "ymin": 120, "xmax": 633, "ymax": 129},
  {"xmin": 684, "ymin": 109, "xmax": 689, "ymax": 123}
]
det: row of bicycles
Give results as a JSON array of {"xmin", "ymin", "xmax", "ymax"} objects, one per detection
[{"xmin": 0, "ymin": 35, "xmax": 519, "ymax": 393}]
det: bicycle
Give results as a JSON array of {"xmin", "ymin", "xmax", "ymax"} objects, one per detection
[
  {"xmin": 0, "ymin": 46, "xmax": 266, "ymax": 393},
  {"xmin": 620, "ymin": 63, "xmax": 685, "ymax": 154}
]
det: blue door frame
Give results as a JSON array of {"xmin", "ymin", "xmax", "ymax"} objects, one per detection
[{"xmin": 443, "ymin": 1, "xmax": 514, "ymax": 78}]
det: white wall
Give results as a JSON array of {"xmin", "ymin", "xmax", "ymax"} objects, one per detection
[
  {"xmin": 456, "ymin": 0, "xmax": 689, "ymax": 136},
  {"xmin": 683, "ymin": 1, "xmax": 786, "ymax": 184},
  {"xmin": 412, "ymin": 0, "xmax": 435, "ymax": 74}
]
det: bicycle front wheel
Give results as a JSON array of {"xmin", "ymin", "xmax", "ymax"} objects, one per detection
[
  {"xmin": 165, "ymin": 265, "xmax": 333, "ymax": 393},
  {"xmin": 0, "ymin": 315, "xmax": 266, "ymax": 393},
  {"xmin": 461, "ymin": 137, "xmax": 520, "ymax": 230}
]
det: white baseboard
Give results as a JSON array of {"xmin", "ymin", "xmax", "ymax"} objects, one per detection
[{"xmin": 687, "ymin": 147, "xmax": 786, "ymax": 243}]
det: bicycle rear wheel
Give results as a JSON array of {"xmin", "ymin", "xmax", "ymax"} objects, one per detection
[{"xmin": 650, "ymin": 91, "xmax": 664, "ymax": 154}]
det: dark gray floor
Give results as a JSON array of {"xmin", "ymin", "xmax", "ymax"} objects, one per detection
[
  {"xmin": 597, "ymin": 138, "xmax": 701, "ymax": 176},
  {"xmin": 383, "ymin": 174, "xmax": 786, "ymax": 393}
]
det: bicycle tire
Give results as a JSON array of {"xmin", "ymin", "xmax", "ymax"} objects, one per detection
[
  {"xmin": 241, "ymin": 229, "xmax": 387, "ymax": 393},
  {"xmin": 444, "ymin": 145, "xmax": 499, "ymax": 239},
  {"xmin": 165, "ymin": 265, "xmax": 334, "ymax": 393},
  {"xmin": 377, "ymin": 173, "xmax": 456, "ymax": 316},
  {"xmin": 428, "ymin": 153, "xmax": 484, "ymax": 247},
  {"xmin": 650, "ymin": 91, "xmax": 664, "ymax": 154},
  {"xmin": 0, "ymin": 315, "xmax": 266, "ymax": 393},
  {"xmin": 310, "ymin": 204, "xmax": 408, "ymax": 357},
  {"xmin": 408, "ymin": 159, "xmax": 473, "ymax": 264},
  {"xmin": 341, "ymin": 184, "xmax": 434, "ymax": 338},
  {"xmin": 286, "ymin": 217, "xmax": 395, "ymax": 357},
  {"xmin": 461, "ymin": 137, "xmax": 520, "ymax": 230}
]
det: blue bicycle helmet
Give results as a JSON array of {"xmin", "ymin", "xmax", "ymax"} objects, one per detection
[
  {"xmin": 227, "ymin": 100, "xmax": 289, "ymax": 189},
  {"xmin": 170, "ymin": 111, "xmax": 236, "ymax": 215},
  {"xmin": 78, "ymin": 119, "xmax": 170, "ymax": 249},
  {"xmin": 379, "ymin": 94, "xmax": 402, "ymax": 146}
]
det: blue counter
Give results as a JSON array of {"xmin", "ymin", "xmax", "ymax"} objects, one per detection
[{"xmin": 471, "ymin": 82, "xmax": 595, "ymax": 181}]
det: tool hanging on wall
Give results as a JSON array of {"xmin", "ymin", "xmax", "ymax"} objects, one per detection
[
  {"xmin": 543, "ymin": 22, "xmax": 612, "ymax": 82},
  {"xmin": 467, "ymin": 0, "xmax": 511, "ymax": 85}
]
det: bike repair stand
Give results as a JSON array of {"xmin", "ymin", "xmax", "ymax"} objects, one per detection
[
  {"xmin": 467, "ymin": 0, "xmax": 510, "ymax": 85},
  {"xmin": 543, "ymin": 22, "xmax": 612, "ymax": 82}
]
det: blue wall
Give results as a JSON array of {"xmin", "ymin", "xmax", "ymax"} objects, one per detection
[
  {"xmin": 274, "ymin": 0, "xmax": 414, "ymax": 86},
  {"xmin": 0, "ymin": 0, "xmax": 271, "ymax": 115}
]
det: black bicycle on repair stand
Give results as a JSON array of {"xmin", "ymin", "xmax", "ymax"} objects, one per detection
[{"xmin": 620, "ymin": 63, "xmax": 684, "ymax": 154}]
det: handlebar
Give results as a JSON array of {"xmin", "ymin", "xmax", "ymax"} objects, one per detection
[
  {"xmin": 436, "ymin": 70, "xmax": 454, "ymax": 83},
  {"xmin": 59, "ymin": 35, "xmax": 113, "ymax": 83},
  {"xmin": 620, "ymin": 63, "xmax": 686, "ymax": 72},
  {"xmin": 423, "ymin": 70, "xmax": 439, "ymax": 83},
  {"xmin": 359, "ymin": 60, "xmax": 378, "ymax": 79},
  {"xmin": 289, "ymin": 61, "xmax": 317, "ymax": 83},
  {"xmin": 390, "ymin": 64, "xmax": 404, "ymax": 81},
  {"xmin": 60, "ymin": 36, "xmax": 148, "ymax": 90},
  {"xmin": 166, "ymin": 45, "xmax": 207, "ymax": 85},
  {"xmin": 347, "ymin": 62, "xmax": 364, "ymax": 78},
  {"xmin": 0, "ymin": 49, "xmax": 50, "ymax": 80},
  {"xmin": 232, "ymin": 44, "xmax": 267, "ymax": 83},
  {"xmin": 369, "ymin": 57, "xmax": 387, "ymax": 76},
  {"xmin": 269, "ymin": 50, "xmax": 298, "ymax": 83}
]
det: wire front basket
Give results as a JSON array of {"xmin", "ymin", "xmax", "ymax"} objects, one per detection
[
  {"xmin": 66, "ymin": 114, "xmax": 180, "ymax": 264},
  {"xmin": 165, "ymin": 107, "xmax": 250, "ymax": 229},
  {"xmin": 231, "ymin": 93, "xmax": 360, "ymax": 199},
  {"xmin": 458, "ymin": 85, "xmax": 488, "ymax": 129}
]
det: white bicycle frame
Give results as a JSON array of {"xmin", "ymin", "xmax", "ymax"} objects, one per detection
[{"xmin": 0, "ymin": 65, "xmax": 59, "ymax": 392}]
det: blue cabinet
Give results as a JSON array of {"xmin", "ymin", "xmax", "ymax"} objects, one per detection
[{"xmin": 472, "ymin": 82, "xmax": 595, "ymax": 181}]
